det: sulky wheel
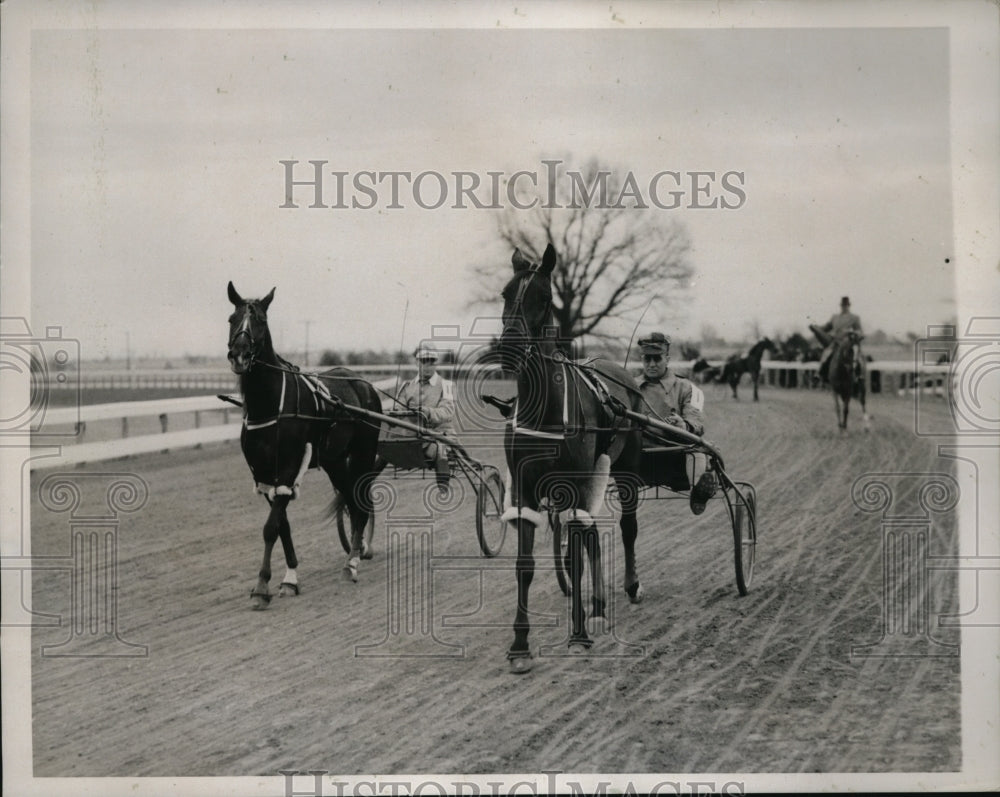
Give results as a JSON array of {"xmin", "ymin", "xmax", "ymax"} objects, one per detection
[
  {"xmin": 475, "ymin": 466, "xmax": 507, "ymax": 557},
  {"xmin": 732, "ymin": 481, "xmax": 757, "ymax": 595}
]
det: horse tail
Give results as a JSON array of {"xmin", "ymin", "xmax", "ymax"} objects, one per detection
[{"xmin": 324, "ymin": 490, "xmax": 346, "ymax": 522}]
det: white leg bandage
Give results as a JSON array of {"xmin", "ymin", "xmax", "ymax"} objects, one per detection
[
  {"xmin": 559, "ymin": 507, "xmax": 596, "ymax": 527},
  {"xmin": 501, "ymin": 505, "xmax": 547, "ymax": 530},
  {"xmin": 291, "ymin": 442, "xmax": 312, "ymax": 498},
  {"xmin": 256, "ymin": 483, "xmax": 277, "ymax": 500},
  {"xmin": 254, "ymin": 442, "xmax": 313, "ymax": 501},
  {"xmin": 557, "ymin": 454, "xmax": 611, "ymax": 527},
  {"xmin": 586, "ymin": 454, "xmax": 611, "ymax": 517}
]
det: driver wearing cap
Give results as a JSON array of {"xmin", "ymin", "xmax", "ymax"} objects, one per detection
[
  {"xmin": 636, "ymin": 332, "xmax": 717, "ymax": 515},
  {"xmin": 396, "ymin": 343, "xmax": 456, "ymax": 493}
]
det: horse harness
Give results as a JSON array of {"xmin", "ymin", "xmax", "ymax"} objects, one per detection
[
  {"xmin": 242, "ymin": 364, "xmax": 344, "ymax": 430},
  {"xmin": 242, "ymin": 364, "xmax": 360, "ymax": 501},
  {"xmin": 508, "ymin": 354, "xmax": 631, "ymax": 461}
]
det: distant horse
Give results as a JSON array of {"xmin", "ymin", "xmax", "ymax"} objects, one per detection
[
  {"xmin": 825, "ymin": 329, "xmax": 870, "ymax": 434},
  {"xmin": 719, "ymin": 338, "xmax": 777, "ymax": 401},
  {"xmin": 691, "ymin": 358, "xmax": 721, "ymax": 385},
  {"xmin": 497, "ymin": 244, "xmax": 645, "ymax": 673},
  {"xmin": 809, "ymin": 324, "xmax": 870, "ymax": 433},
  {"xmin": 227, "ymin": 282, "xmax": 382, "ymax": 608}
]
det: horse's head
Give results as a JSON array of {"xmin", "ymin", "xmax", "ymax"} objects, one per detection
[
  {"xmin": 832, "ymin": 330, "xmax": 864, "ymax": 375},
  {"xmin": 227, "ymin": 281, "xmax": 275, "ymax": 374},
  {"xmin": 761, "ymin": 337, "xmax": 778, "ymax": 355},
  {"xmin": 497, "ymin": 243, "xmax": 557, "ymax": 373}
]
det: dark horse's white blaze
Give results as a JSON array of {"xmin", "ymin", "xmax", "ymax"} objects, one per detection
[
  {"xmin": 226, "ymin": 282, "xmax": 382, "ymax": 608},
  {"xmin": 497, "ymin": 244, "xmax": 645, "ymax": 674}
]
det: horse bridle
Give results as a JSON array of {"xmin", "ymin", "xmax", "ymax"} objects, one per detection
[
  {"xmin": 228, "ymin": 303, "xmax": 263, "ymax": 371},
  {"xmin": 500, "ymin": 265, "xmax": 554, "ymax": 373}
]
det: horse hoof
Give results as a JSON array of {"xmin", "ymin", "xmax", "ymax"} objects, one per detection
[
  {"xmin": 568, "ymin": 641, "xmax": 591, "ymax": 655},
  {"xmin": 361, "ymin": 545, "xmax": 374, "ymax": 561},
  {"xmin": 508, "ymin": 655, "xmax": 534, "ymax": 675},
  {"xmin": 343, "ymin": 558, "xmax": 360, "ymax": 583},
  {"xmin": 626, "ymin": 582, "xmax": 644, "ymax": 604},
  {"xmin": 278, "ymin": 582, "xmax": 300, "ymax": 597},
  {"xmin": 250, "ymin": 592, "xmax": 271, "ymax": 610}
]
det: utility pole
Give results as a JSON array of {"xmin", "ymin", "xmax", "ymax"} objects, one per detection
[{"xmin": 302, "ymin": 320, "xmax": 312, "ymax": 367}]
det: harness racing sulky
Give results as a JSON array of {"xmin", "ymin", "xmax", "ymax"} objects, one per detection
[{"xmin": 225, "ymin": 282, "xmax": 508, "ymax": 609}]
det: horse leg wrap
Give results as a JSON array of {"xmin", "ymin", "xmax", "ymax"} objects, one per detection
[
  {"xmin": 586, "ymin": 454, "xmax": 611, "ymax": 518},
  {"xmin": 559, "ymin": 507, "xmax": 596, "ymax": 527},
  {"xmin": 260, "ymin": 443, "xmax": 313, "ymax": 501},
  {"xmin": 557, "ymin": 453, "xmax": 610, "ymax": 529},
  {"xmin": 291, "ymin": 442, "xmax": 312, "ymax": 499},
  {"xmin": 501, "ymin": 506, "xmax": 546, "ymax": 531}
]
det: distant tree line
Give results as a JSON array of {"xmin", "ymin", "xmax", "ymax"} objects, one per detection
[
  {"xmin": 315, "ymin": 326, "xmax": 924, "ymax": 370},
  {"xmin": 318, "ymin": 348, "xmax": 458, "ymax": 367}
]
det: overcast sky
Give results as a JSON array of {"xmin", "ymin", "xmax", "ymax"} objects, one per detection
[{"xmin": 29, "ymin": 24, "xmax": 955, "ymax": 360}]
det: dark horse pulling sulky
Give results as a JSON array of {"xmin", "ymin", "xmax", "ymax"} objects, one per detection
[
  {"xmin": 719, "ymin": 337, "xmax": 777, "ymax": 401},
  {"xmin": 227, "ymin": 282, "xmax": 382, "ymax": 609},
  {"xmin": 810, "ymin": 324, "xmax": 870, "ymax": 435},
  {"xmin": 497, "ymin": 244, "xmax": 646, "ymax": 673}
]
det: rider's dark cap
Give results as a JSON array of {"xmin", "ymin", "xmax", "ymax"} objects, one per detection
[
  {"xmin": 638, "ymin": 332, "xmax": 671, "ymax": 354},
  {"xmin": 841, "ymin": 296, "xmax": 851, "ymax": 306}
]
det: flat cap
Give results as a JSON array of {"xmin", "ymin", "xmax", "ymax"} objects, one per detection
[{"xmin": 638, "ymin": 332, "xmax": 671, "ymax": 354}]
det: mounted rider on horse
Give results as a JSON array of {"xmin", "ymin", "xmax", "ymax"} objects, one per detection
[{"xmin": 812, "ymin": 296, "xmax": 864, "ymax": 386}]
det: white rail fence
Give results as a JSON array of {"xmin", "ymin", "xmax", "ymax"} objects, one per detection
[
  {"xmin": 30, "ymin": 362, "xmax": 949, "ymax": 469},
  {"xmin": 31, "ymin": 395, "xmax": 243, "ymax": 470},
  {"xmin": 49, "ymin": 360, "xmax": 949, "ymax": 395},
  {"xmin": 45, "ymin": 364, "xmax": 506, "ymax": 391}
]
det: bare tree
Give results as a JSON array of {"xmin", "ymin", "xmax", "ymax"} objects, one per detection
[{"xmin": 470, "ymin": 160, "xmax": 694, "ymax": 347}]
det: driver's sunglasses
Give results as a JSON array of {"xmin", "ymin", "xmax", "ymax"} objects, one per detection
[{"xmin": 642, "ymin": 354, "xmax": 665, "ymax": 363}]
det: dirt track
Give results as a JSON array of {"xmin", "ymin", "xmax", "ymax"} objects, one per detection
[{"xmin": 30, "ymin": 389, "xmax": 961, "ymax": 776}]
